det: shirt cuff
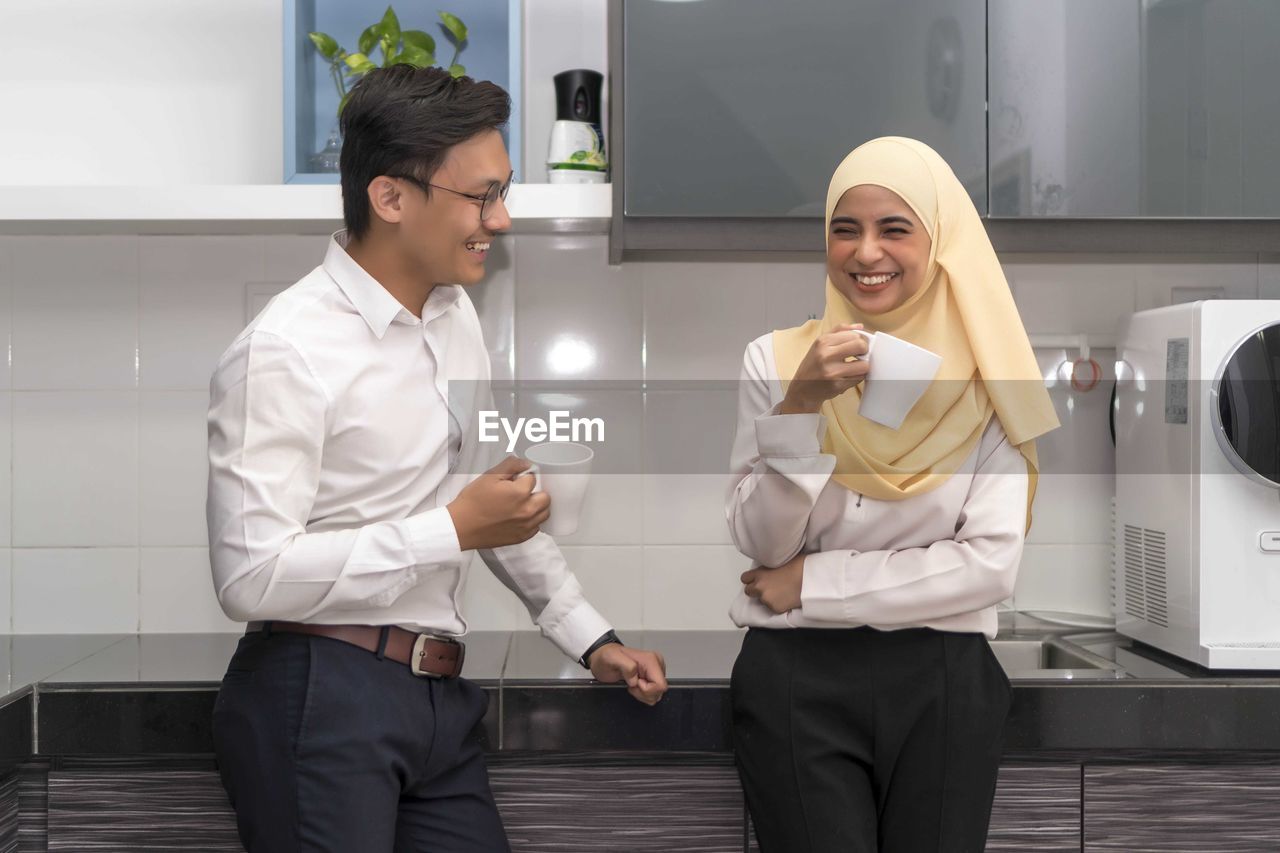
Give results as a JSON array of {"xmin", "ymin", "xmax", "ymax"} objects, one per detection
[
  {"xmin": 799, "ymin": 549, "xmax": 849, "ymax": 623},
  {"xmin": 408, "ymin": 506, "xmax": 464, "ymax": 566},
  {"xmin": 541, "ymin": 595, "xmax": 614, "ymax": 661},
  {"xmin": 755, "ymin": 409, "xmax": 826, "ymax": 458}
]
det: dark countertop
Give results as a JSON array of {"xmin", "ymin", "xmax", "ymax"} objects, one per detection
[{"xmin": 3, "ymin": 629, "xmax": 1280, "ymax": 760}]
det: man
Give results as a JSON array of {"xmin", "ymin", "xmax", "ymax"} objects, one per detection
[{"xmin": 207, "ymin": 65, "xmax": 667, "ymax": 852}]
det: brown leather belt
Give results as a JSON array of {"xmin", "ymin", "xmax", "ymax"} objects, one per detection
[{"xmin": 253, "ymin": 622, "xmax": 465, "ymax": 678}]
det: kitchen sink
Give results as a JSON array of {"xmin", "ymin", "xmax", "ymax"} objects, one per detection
[{"xmin": 989, "ymin": 636, "xmax": 1127, "ymax": 679}]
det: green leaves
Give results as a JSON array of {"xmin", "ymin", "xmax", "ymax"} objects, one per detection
[
  {"xmin": 396, "ymin": 45, "xmax": 433, "ymax": 68},
  {"xmin": 378, "ymin": 6, "xmax": 401, "ymax": 45},
  {"xmin": 307, "ymin": 6, "xmax": 473, "ymax": 123},
  {"xmin": 395, "ymin": 24, "xmax": 446, "ymax": 68},
  {"xmin": 343, "ymin": 53, "xmax": 378, "ymax": 75},
  {"xmin": 439, "ymin": 11, "xmax": 467, "ymax": 44},
  {"xmin": 402, "ymin": 29, "xmax": 436, "ymax": 56},
  {"xmin": 308, "ymin": 32, "xmax": 340, "ymax": 60},
  {"xmin": 358, "ymin": 25, "xmax": 379, "ymax": 58}
]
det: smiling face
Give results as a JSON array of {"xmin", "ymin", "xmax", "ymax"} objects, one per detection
[
  {"xmin": 396, "ymin": 128, "xmax": 513, "ymax": 287},
  {"xmin": 826, "ymin": 184, "xmax": 933, "ymax": 314}
]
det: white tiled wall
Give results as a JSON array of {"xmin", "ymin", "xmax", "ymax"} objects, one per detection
[{"xmin": 0, "ymin": 232, "xmax": 1272, "ymax": 632}]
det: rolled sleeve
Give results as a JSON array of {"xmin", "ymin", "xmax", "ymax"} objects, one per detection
[{"xmin": 755, "ymin": 409, "xmax": 827, "ymax": 458}]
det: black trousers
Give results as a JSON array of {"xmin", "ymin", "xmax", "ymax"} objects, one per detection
[
  {"xmin": 212, "ymin": 630, "xmax": 510, "ymax": 853},
  {"xmin": 731, "ymin": 627, "xmax": 1012, "ymax": 853}
]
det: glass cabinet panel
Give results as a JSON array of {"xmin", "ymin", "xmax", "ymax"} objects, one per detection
[
  {"xmin": 989, "ymin": 0, "xmax": 1280, "ymax": 217},
  {"xmin": 623, "ymin": 0, "xmax": 987, "ymax": 217}
]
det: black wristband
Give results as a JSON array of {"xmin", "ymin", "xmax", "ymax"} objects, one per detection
[{"xmin": 579, "ymin": 630, "xmax": 623, "ymax": 670}]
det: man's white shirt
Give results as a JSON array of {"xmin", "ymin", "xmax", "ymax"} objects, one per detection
[{"xmin": 207, "ymin": 233, "xmax": 612, "ymax": 660}]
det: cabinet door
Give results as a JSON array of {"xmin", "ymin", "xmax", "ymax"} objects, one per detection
[
  {"xmin": 1084, "ymin": 764, "xmax": 1280, "ymax": 851},
  {"xmin": 745, "ymin": 762, "xmax": 1080, "ymax": 851},
  {"xmin": 488, "ymin": 754, "xmax": 747, "ymax": 852},
  {"xmin": 47, "ymin": 770, "xmax": 241, "ymax": 851},
  {"xmin": 990, "ymin": 0, "xmax": 1280, "ymax": 217},
  {"xmin": 987, "ymin": 764, "xmax": 1081, "ymax": 851},
  {"xmin": 623, "ymin": 0, "xmax": 987, "ymax": 218}
]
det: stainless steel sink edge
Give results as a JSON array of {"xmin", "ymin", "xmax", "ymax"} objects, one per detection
[{"xmin": 989, "ymin": 634, "xmax": 1130, "ymax": 680}]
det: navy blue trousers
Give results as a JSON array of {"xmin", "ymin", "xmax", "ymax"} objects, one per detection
[
  {"xmin": 732, "ymin": 627, "xmax": 1012, "ymax": 853},
  {"xmin": 212, "ymin": 630, "xmax": 509, "ymax": 852}
]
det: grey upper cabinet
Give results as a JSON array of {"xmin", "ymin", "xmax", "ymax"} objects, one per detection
[
  {"xmin": 620, "ymin": 0, "xmax": 987, "ymax": 219},
  {"xmin": 989, "ymin": 0, "xmax": 1280, "ymax": 218}
]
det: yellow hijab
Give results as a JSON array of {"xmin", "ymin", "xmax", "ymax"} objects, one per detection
[{"xmin": 773, "ymin": 137, "xmax": 1058, "ymax": 530}]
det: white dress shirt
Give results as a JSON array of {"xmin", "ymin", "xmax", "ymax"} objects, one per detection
[
  {"xmin": 207, "ymin": 234, "xmax": 612, "ymax": 660},
  {"xmin": 726, "ymin": 332, "xmax": 1029, "ymax": 639}
]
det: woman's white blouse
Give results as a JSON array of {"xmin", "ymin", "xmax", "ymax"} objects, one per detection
[{"xmin": 725, "ymin": 332, "xmax": 1029, "ymax": 639}]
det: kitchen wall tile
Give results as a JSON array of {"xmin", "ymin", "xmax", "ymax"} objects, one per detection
[
  {"xmin": 1132, "ymin": 254, "xmax": 1258, "ymax": 310},
  {"xmin": 1255, "ymin": 254, "xmax": 1279, "ymax": 300},
  {"xmin": 1027, "ymin": 349, "xmax": 1115, "ymax": 546},
  {"xmin": 641, "ymin": 260, "xmax": 769, "ymax": 381},
  {"xmin": 643, "ymin": 391, "xmax": 738, "ymax": 545},
  {"xmin": 0, "ymin": 238, "xmax": 13, "ymax": 390},
  {"xmin": 642, "ymin": 545, "xmax": 749, "ymax": 630},
  {"xmin": 10, "ymin": 236, "xmax": 139, "ymax": 389},
  {"xmin": 2, "ymin": 233, "xmax": 1259, "ymax": 633},
  {"xmin": 469, "ymin": 238, "xmax": 516, "ymax": 382},
  {"xmin": 0, "ymin": 394, "xmax": 9, "ymax": 548},
  {"xmin": 12, "ymin": 391, "xmax": 138, "ymax": 547},
  {"xmin": 140, "ymin": 633, "xmax": 243, "ymax": 682},
  {"xmin": 1030, "ymin": 472, "xmax": 1115, "ymax": 547},
  {"xmin": 140, "ymin": 548, "xmax": 239, "ymax": 633},
  {"xmin": 139, "ymin": 392, "xmax": 209, "ymax": 548},
  {"xmin": 562, "ymin": 546, "xmax": 644, "ymax": 630},
  {"xmin": 263, "ymin": 235, "xmax": 330, "ymax": 281},
  {"xmin": 0, "ymin": 550, "xmax": 10, "ymax": 633},
  {"xmin": 463, "ymin": 557, "xmax": 523, "ymax": 631},
  {"xmin": 763, "ymin": 255, "xmax": 827, "ymax": 332},
  {"xmin": 1003, "ymin": 254, "xmax": 1137, "ymax": 340},
  {"xmin": 1013, "ymin": 543, "xmax": 1112, "ymax": 618},
  {"xmin": 44, "ymin": 634, "xmax": 140, "ymax": 682},
  {"xmin": 514, "ymin": 235, "xmax": 641, "ymax": 381},
  {"xmin": 138, "ymin": 236, "xmax": 265, "ymax": 390},
  {"xmin": 643, "ymin": 474, "xmax": 735, "ymax": 547},
  {"xmin": 244, "ymin": 281, "xmax": 291, "ymax": 325},
  {"xmin": 544, "ymin": 474, "xmax": 643, "ymax": 548},
  {"xmin": 13, "ymin": 548, "xmax": 139, "ymax": 634},
  {"xmin": 8, "ymin": 635, "xmax": 128, "ymax": 687}
]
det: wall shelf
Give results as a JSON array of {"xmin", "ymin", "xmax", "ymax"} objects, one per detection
[{"xmin": 0, "ymin": 183, "xmax": 610, "ymax": 236}]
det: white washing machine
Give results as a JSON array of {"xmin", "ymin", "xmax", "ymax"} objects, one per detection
[{"xmin": 1114, "ymin": 300, "xmax": 1280, "ymax": 669}]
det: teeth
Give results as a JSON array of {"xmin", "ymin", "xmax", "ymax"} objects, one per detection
[
  {"xmin": 466, "ymin": 242, "xmax": 490, "ymax": 252},
  {"xmin": 855, "ymin": 273, "xmax": 895, "ymax": 285}
]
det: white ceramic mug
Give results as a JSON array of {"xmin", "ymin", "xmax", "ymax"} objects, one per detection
[
  {"xmin": 847, "ymin": 329, "xmax": 943, "ymax": 429},
  {"xmin": 518, "ymin": 441, "xmax": 594, "ymax": 537}
]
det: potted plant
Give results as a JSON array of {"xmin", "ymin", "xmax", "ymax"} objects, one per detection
[{"xmin": 305, "ymin": 6, "xmax": 469, "ymax": 170}]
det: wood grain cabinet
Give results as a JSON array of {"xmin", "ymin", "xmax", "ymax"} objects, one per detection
[
  {"xmin": 1084, "ymin": 764, "xmax": 1280, "ymax": 852},
  {"xmin": 11, "ymin": 759, "xmax": 1280, "ymax": 851}
]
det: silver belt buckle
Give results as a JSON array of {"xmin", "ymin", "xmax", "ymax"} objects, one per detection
[{"xmin": 411, "ymin": 633, "xmax": 453, "ymax": 678}]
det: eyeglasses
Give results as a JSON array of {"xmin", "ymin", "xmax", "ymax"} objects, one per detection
[{"xmin": 390, "ymin": 171, "xmax": 514, "ymax": 221}]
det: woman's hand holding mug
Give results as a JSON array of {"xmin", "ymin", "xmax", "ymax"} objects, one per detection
[{"xmin": 778, "ymin": 324, "xmax": 871, "ymax": 415}]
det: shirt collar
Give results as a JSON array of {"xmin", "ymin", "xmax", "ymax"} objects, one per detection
[
  {"xmin": 422, "ymin": 279, "xmax": 463, "ymax": 324},
  {"xmin": 323, "ymin": 231, "xmax": 461, "ymax": 338}
]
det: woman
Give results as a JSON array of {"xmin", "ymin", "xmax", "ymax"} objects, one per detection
[{"xmin": 726, "ymin": 137, "xmax": 1059, "ymax": 852}]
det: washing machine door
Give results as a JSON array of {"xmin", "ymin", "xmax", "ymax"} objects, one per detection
[{"xmin": 1213, "ymin": 322, "xmax": 1280, "ymax": 488}]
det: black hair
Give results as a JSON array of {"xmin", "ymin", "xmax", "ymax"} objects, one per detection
[{"xmin": 339, "ymin": 65, "xmax": 511, "ymax": 239}]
